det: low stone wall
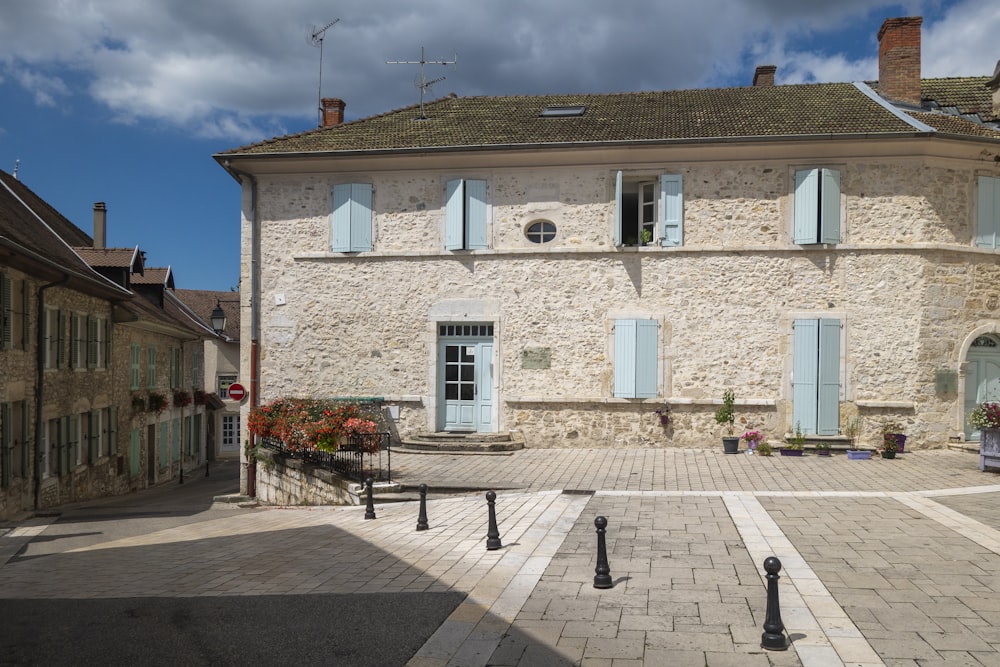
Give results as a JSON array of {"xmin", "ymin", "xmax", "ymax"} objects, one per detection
[{"xmin": 254, "ymin": 448, "xmax": 355, "ymax": 506}]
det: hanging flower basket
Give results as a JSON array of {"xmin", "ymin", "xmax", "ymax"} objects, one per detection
[
  {"xmin": 173, "ymin": 390, "xmax": 192, "ymax": 408},
  {"xmin": 148, "ymin": 392, "xmax": 168, "ymax": 414}
]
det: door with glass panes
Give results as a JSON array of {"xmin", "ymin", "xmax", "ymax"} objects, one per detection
[
  {"xmin": 965, "ymin": 335, "xmax": 1000, "ymax": 440},
  {"xmin": 438, "ymin": 323, "xmax": 494, "ymax": 432}
]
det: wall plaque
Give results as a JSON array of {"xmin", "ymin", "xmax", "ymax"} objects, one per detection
[{"xmin": 522, "ymin": 347, "xmax": 551, "ymax": 369}]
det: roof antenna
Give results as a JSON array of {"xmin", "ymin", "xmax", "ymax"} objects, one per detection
[
  {"xmin": 386, "ymin": 47, "xmax": 457, "ymax": 119},
  {"xmin": 309, "ymin": 18, "xmax": 340, "ymax": 126},
  {"xmin": 12, "ymin": 159, "xmax": 19, "ymax": 181}
]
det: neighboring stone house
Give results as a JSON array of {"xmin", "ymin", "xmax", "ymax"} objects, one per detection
[
  {"xmin": 216, "ymin": 17, "xmax": 1000, "ymax": 455},
  {"xmin": 0, "ymin": 175, "xmax": 220, "ymax": 520}
]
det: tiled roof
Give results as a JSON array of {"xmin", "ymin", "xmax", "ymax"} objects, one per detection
[
  {"xmin": 132, "ymin": 267, "xmax": 173, "ymax": 288},
  {"xmin": 219, "ymin": 79, "xmax": 999, "ymax": 157},
  {"xmin": 921, "ymin": 76, "xmax": 996, "ymax": 121},
  {"xmin": 173, "ymin": 289, "xmax": 241, "ymax": 341},
  {"xmin": 74, "ymin": 247, "xmax": 142, "ymax": 270}
]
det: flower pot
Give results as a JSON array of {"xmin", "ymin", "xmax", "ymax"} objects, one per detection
[
  {"xmin": 817, "ymin": 449, "xmax": 831, "ymax": 457},
  {"xmin": 888, "ymin": 433, "xmax": 906, "ymax": 453},
  {"xmin": 779, "ymin": 448, "xmax": 803, "ymax": 456},
  {"xmin": 659, "ymin": 415, "xmax": 669, "ymax": 426},
  {"xmin": 847, "ymin": 450, "xmax": 871, "ymax": 460},
  {"xmin": 722, "ymin": 437, "xmax": 740, "ymax": 454},
  {"xmin": 882, "ymin": 450, "xmax": 896, "ymax": 459},
  {"xmin": 980, "ymin": 428, "xmax": 1000, "ymax": 471}
]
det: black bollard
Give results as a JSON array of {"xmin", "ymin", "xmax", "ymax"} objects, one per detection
[
  {"xmin": 179, "ymin": 464, "xmax": 184, "ymax": 485},
  {"xmin": 760, "ymin": 556, "xmax": 788, "ymax": 651},
  {"xmin": 416, "ymin": 483, "xmax": 429, "ymax": 531},
  {"xmin": 485, "ymin": 490, "xmax": 502, "ymax": 550},
  {"xmin": 593, "ymin": 516, "xmax": 613, "ymax": 589},
  {"xmin": 364, "ymin": 477, "xmax": 376, "ymax": 520}
]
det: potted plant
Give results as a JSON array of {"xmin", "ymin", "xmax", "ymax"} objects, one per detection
[
  {"xmin": 715, "ymin": 390, "xmax": 739, "ymax": 454},
  {"xmin": 640, "ymin": 228, "xmax": 653, "ymax": 246},
  {"xmin": 881, "ymin": 420, "xmax": 906, "ymax": 453},
  {"xmin": 173, "ymin": 390, "xmax": 192, "ymax": 408},
  {"xmin": 816, "ymin": 442, "xmax": 832, "ymax": 457},
  {"xmin": 878, "ymin": 432, "xmax": 898, "ymax": 459},
  {"xmin": 781, "ymin": 423, "xmax": 805, "ymax": 456},
  {"xmin": 148, "ymin": 391, "xmax": 168, "ymax": 414},
  {"xmin": 741, "ymin": 429, "xmax": 762, "ymax": 452},
  {"xmin": 756, "ymin": 442, "xmax": 773, "ymax": 457},
  {"xmin": 655, "ymin": 403, "xmax": 671, "ymax": 427},
  {"xmin": 131, "ymin": 393, "xmax": 147, "ymax": 414},
  {"xmin": 843, "ymin": 415, "xmax": 870, "ymax": 460},
  {"xmin": 970, "ymin": 402, "xmax": 1000, "ymax": 470}
]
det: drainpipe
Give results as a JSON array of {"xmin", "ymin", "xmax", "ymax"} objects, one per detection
[
  {"xmin": 222, "ymin": 161, "xmax": 259, "ymax": 497},
  {"xmin": 34, "ymin": 276, "xmax": 69, "ymax": 511}
]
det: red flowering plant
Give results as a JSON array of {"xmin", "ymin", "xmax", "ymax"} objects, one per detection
[
  {"xmin": 970, "ymin": 403, "xmax": 1000, "ymax": 431},
  {"xmin": 248, "ymin": 398, "xmax": 383, "ymax": 453}
]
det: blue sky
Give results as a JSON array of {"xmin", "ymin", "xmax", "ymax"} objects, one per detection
[{"xmin": 1, "ymin": 0, "xmax": 998, "ymax": 291}]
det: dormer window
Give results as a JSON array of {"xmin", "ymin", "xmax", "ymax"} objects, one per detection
[{"xmin": 540, "ymin": 105, "xmax": 586, "ymax": 117}]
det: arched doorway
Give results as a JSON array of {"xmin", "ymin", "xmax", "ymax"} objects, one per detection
[{"xmin": 964, "ymin": 334, "xmax": 1000, "ymax": 440}]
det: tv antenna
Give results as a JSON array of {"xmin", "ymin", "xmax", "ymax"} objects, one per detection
[
  {"xmin": 386, "ymin": 47, "xmax": 457, "ymax": 119},
  {"xmin": 309, "ymin": 18, "xmax": 340, "ymax": 125}
]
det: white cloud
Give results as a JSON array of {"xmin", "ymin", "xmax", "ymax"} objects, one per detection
[{"xmin": 0, "ymin": 0, "xmax": 997, "ymax": 143}]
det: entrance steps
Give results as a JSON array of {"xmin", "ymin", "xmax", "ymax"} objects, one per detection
[{"xmin": 398, "ymin": 431, "xmax": 524, "ymax": 454}]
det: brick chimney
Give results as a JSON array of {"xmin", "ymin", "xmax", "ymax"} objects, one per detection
[
  {"xmin": 320, "ymin": 98, "xmax": 346, "ymax": 127},
  {"xmin": 878, "ymin": 16, "xmax": 923, "ymax": 106},
  {"xmin": 753, "ymin": 65, "xmax": 776, "ymax": 87},
  {"xmin": 988, "ymin": 60, "xmax": 1000, "ymax": 120},
  {"xmin": 93, "ymin": 202, "xmax": 106, "ymax": 249}
]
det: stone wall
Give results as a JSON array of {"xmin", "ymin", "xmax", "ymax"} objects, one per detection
[{"xmin": 254, "ymin": 448, "xmax": 354, "ymax": 506}]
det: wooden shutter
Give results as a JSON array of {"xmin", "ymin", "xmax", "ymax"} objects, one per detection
[
  {"xmin": 21, "ymin": 280, "xmax": 29, "ymax": 351},
  {"xmin": 817, "ymin": 319, "xmax": 841, "ymax": 435},
  {"xmin": 614, "ymin": 319, "xmax": 636, "ymax": 398},
  {"xmin": 331, "ymin": 183, "xmax": 373, "ymax": 252},
  {"xmin": 793, "ymin": 169, "xmax": 819, "ymax": 244},
  {"xmin": 445, "ymin": 179, "xmax": 464, "ymax": 249},
  {"xmin": 129, "ymin": 429, "xmax": 141, "ymax": 477},
  {"xmin": 465, "ymin": 180, "xmax": 488, "ymax": 250},
  {"xmin": 659, "ymin": 174, "xmax": 683, "ymax": 247},
  {"xmin": 978, "ymin": 176, "xmax": 1000, "ymax": 249},
  {"xmin": 86, "ymin": 315, "xmax": 97, "ymax": 368},
  {"xmin": 130, "ymin": 344, "xmax": 140, "ymax": 389},
  {"xmin": 613, "ymin": 170, "xmax": 623, "ymax": 247},
  {"xmin": 103, "ymin": 318, "xmax": 111, "ymax": 369},
  {"xmin": 108, "ymin": 407, "xmax": 118, "ymax": 458},
  {"xmin": 820, "ymin": 169, "xmax": 841, "ymax": 244},
  {"xmin": 634, "ymin": 320, "xmax": 658, "ymax": 398},
  {"xmin": 88, "ymin": 410, "xmax": 98, "ymax": 464},
  {"xmin": 148, "ymin": 346, "xmax": 156, "ymax": 388},
  {"xmin": 58, "ymin": 416, "xmax": 68, "ymax": 476},
  {"xmin": 792, "ymin": 319, "xmax": 819, "ymax": 434},
  {"xmin": 56, "ymin": 310, "xmax": 66, "ymax": 368},
  {"xmin": 1, "ymin": 403, "xmax": 11, "ymax": 487},
  {"xmin": 70, "ymin": 314, "xmax": 80, "ymax": 368},
  {"xmin": 0, "ymin": 273, "xmax": 11, "ymax": 349}
]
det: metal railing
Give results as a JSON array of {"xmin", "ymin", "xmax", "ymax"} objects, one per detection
[{"xmin": 259, "ymin": 432, "xmax": 391, "ymax": 483}]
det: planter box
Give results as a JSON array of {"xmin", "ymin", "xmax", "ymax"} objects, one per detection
[
  {"xmin": 980, "ymin": 428, "xmax": 1000, "ymax": 471},
  {"xmin": 847, "ymin": 450, "xmax": 871, "ymax": 460},
  {"xmin": 779, "ymin": 448, "xmax": 803, "ymax": 457}
]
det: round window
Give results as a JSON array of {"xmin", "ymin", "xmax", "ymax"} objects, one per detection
[{"xmin": 525, "ymin": 220, "xmax": 556, "ymax": 244}]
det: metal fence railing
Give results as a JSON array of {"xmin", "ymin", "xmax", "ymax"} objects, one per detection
[{"xmin": 259, "ymin": 432, "xmax": 391, "ymax": 483}]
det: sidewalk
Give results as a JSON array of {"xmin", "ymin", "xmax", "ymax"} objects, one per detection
[{"xmin": 1, "ymin": 449, "xmax": 999, "ymax": 666}]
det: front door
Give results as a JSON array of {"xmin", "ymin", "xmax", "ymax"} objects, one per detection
[
  {"xmin": 438, "ymin": 323, "xmax": 494, "ymax": 432},
  {"xmin": 965, "ymin": 335, "xmax": 1000, "ymax": 439}
]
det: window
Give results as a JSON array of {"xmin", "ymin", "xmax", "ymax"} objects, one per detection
[
  {"xmin": 331, "ymin": 183, "xmax": 373, "ymax": 252},
  {"xmin": 614, "ymin": 172, "xmax": 683, "ymax": 247},
  {"xmin": 222, "ymin": 414, "xmax": 241, "ymax": 452},
  {"xmin": 613, "ymin": 319, "xmax": 658, "ymax": 398},
  {"xmin": 525, "ymin": 221, "xmax": 557, "ymax": 244},
  {"xmin": 191, "ymin": 349, "xmax": 202, "ymax": 391},
  {"xmin": 792, "ymin": 319, "xmax": 841, "ymax": 435},
  {"xmin": 977, "ymin": 175, "xmax": 1000, "ymax": 248},
  {"xmin": 71, "ymin": 314, "xmax": 87, "ymax": 369},
  {"xmin": 218, "ymin": 375, "xmax": 237, "ymax": 399},
  {"xmin": 147, "ymin": 346, "xmax": 157, "ymax": 389},
  {"xmin": 793, "ymin": 168, "xmax": 841, "ymax": 244},
  {"xmin": 446, "ymin": 179, "xmax": 488, "ymax": 250},
  {"xmin": 130, "ymin": 344, "xmax": 141, "ymax": 390}
]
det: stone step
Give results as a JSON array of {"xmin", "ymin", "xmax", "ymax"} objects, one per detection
[{"xmin": 400, "ymin": 431, "xmax": 524, "ymax": 453}]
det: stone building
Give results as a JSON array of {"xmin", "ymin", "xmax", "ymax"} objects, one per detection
[
  {"xmin": 0, "ymin": 174, "xmax": 221, "ymax": 520},
  {"xmin": 216, "ymin": 17, "xmax": 1000, "ymax": 456}
]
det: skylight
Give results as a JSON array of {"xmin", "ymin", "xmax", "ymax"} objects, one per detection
[{"xmin": 540, "ymin": 105, "xmax": 587, "ymax": 117}]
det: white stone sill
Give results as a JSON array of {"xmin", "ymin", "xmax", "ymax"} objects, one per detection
[
  {"xmin": 505, "ymin": 396, "xmax": 776, "ymax": 406},
  {"xmin": 855, "ymin": 400, "xmax": 915, "ymax": 409},
  {"xmin": 294, "ymin": 243, "xmax": 1000, "ymax": 261}
]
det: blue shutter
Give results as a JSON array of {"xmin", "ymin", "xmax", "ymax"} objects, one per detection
[
  {"xmin": 817, "ymin": 319, "xmax": 841, "ymax": 435},
  {"xmin": 350, "ymin": 183, "xmax": 373, "ymax": 251},
  {"xmin": 793, "ymin": 169, "xmax": 819, "ymax": 244},
  {"xmin": 465, "ymin": 179, "xmax": 488, "ymax": 249},
  {"xmin": 820, "ymin": 169, "xmax": 841, "ymax": 244},
  {"xmin": 659, "ymin": 174, "xmax": 683, "ymax": 247},
  {"xmin": 477, "ymin": 342, "xmax": 493, "ymax": 430},
  {"xmin": 331, "ymin": 184, "xmax": 352, "ymax": 252},
  {"xmin": 614, "ymin": 319, "xmax": 637, "ymax": 398},
  {"xmin": 634, "ymin": 320, "xmax": 658, "ymax": 398},
  {"xmin": 445, "ymin": 179, "xmax": 464, "ymax": 250},
  {"xmin": 613, "ymin": 170, "xmax": 623, "ymax": 247},
  {"xmin": 792, "ymin": 319, "xmax": 819, "ymax": 434},
  {"xmin": 978, "ymin": 176, "xmax": 999, "ymax": 249}
]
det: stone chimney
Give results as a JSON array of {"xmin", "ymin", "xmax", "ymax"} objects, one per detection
[
  {"xmin": 878, "ymin": 16, "xmax": 923, "ymax": 106},
  {"xmin": 753, "ymin": 65, "xmax": 776, "ymax": 87},
  {"xmin": 320, "ymin": 98, "xmax": 346, "ymax": 127},
  {"xmin": 93, "ymin": 202, "xmax": 106, "ymax": 249},
  {"xmin": 988, "ymin": 60, "xmax": 1000, "ymax": 120}
]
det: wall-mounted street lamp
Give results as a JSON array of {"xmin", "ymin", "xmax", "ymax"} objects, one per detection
[{"xmin": 210, "ymin": 300, "xmax": 239, "ymax": 335}]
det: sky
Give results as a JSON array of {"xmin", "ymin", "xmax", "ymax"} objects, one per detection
[{"xmin": 1, "ymin": 1, "xmax": 999, "ymax": 292}]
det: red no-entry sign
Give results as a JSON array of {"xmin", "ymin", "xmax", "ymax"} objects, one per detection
[{"xmin": 228, "ymin": 383, "xmax": 246, "ymax": 401}]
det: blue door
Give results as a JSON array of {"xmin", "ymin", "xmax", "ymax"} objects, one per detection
[{"xmin": 438, "ymin": 324, "xmax": 494, "ymax": 432}]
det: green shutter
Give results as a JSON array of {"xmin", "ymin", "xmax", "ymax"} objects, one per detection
[
  {"xmin": 614, "ymin": 319, "xmax": 636, "ymax": 398},
  {"xmin": 634, "ymin": 320, "xmax": 658, "ymax": 398},
  {"xmin": 792, "ymin": 319, "xmax": 819, "ymax": 434},
  {"xmin": 820, "ymin": 169, "xmax": 841, "ymax": 244},
  {"xmin": 159, "ymin": 421, "xmax": 168, "ymax": 469},
  {"xmin": 21, "ymin": 280, "xmax": 29, "ymax": 351},
  {"xmin": 613, "ymin": 170, "xmax": 623, "ymax": 247},
  {"xmin": 68, "ymin": 415, "xmax": 79, "ymax": 468},
  {"xmin": 130, "ymin": 344, "xmax": 140, "ymax": 389},
  {"xmin": 659, "ymin": 174, "xmax": 683, "ymax": 247},
  {"xmin": 817, "ymin": 320, "xmax": 841, "ymax": 436},
  {"xmin": 56, "ymin": 311, "xmax": 66, "ymax": 368},
  {"xmin": 793, "ymin": 169, "xmax": 819, "ymax": 244},
  {"xmin": 978, "ymin": 176, "xmax": 999, "ymax": 249},
  {"xmin": 1, "ymin": 403, "xmax": 11, "ymax": 487},
  {"xmin": 70, "ymin": 315, "xmax": 80, "ymax": 368},
  {"xmin": 108, "ymin": 406, "xmax": 117, "ymax": 458},
  {"xmin": 20, "ymin": 402, "xmax": 28, "ymax": 477},
  {"xmin": 129, "ymin": 429, "xmax": 141, "ymax": 477},
  {"xmin": 103, "ymin": 318, "xmax": 111, "ymax": 369},
  {"xmin": 445, "ymin": 179, "xmax": 464, "ymax": 250},
  {"xmin": 88, "ymin": 410, "xmax": 98, "ymax": 464},
  {"xmin": 86, "ymin": 315, "xmax": 97, "ymax": 368},
  {"xmin": 148, "ymin": 346, "xmax": 156, "ymax": 388},
  {"xmin": 58, "ymin": 416, "xmax": 68, "ymax": 476},
  {"xmin": 466, "ymin": 180, "xmax": 488, "ymax": 250},
  {"xmin": 1, "ymin": 273, "xmax": 11, "ymax": 349}
]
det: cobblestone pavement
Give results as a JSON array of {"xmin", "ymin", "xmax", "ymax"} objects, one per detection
[{"xmin": 2, "ymin": 449, "xmax": 1000, "ymax": 666}]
